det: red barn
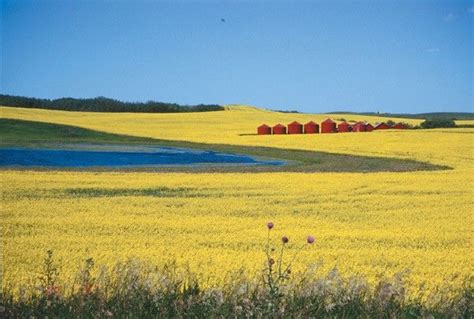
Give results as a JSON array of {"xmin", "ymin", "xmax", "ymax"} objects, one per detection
[
  {"xmin": 352, "ymin": 122, "xmax": 367, "ymax": 132},
  {"xmin": 338, "ymin": 121, "xmax": 351, "ymax": 133},
  {"xmin": 272, "ymin": 124, "xmax": 287, "ymax": 135},
  {"xmin": 375, "ymin": 122, "xmax": 390, "ymax": 130},
  {"xmin": 287, "ymin": 121, "xmax": 303, "ymax": 134},
  {"xmin": 257, "ymin": 124, "xmax": 271, "ymax": 135},
  {"xmin": 304, "ymin": 121, "xmax": 319, "ymax": 134},
  {"xmin": 392, "ymin": 123, "xmax": 406, "ymax": 129},
  {"xmin": 321, "ymin": 118, "xmax": 336, "ymax": 133},
  {"xmin": 366, "ymin": 123, "xmax": 374, "ymax": 132}
]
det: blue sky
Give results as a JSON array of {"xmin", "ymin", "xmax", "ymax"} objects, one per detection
[{"xmin": 1, "ymin": 0, "xmax": 473, "ymax": 113}]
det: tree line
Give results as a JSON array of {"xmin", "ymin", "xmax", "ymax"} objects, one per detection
[
  {"xmin": 0, "ymin": 94, "xmax": 224, "ymax": 113},
  {"xmin": 329, "ymin": 111, "xmax": 474, "ymax": 120}
]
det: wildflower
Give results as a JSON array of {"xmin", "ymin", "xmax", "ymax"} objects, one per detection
[
  {"xmin": 83, "ymin": 283, "xmax": 94, "ymax": 295},
  {"xmin": 269, "ymin": 258, "xmax": 275, "ymax": 265},
  {"xmin": 282, "ymin": 236, "xmax": 289, "ymax": 244},
  {"xmin": 45, "ymin": 285, "xmax": 60, "ymax": 297},
  {"xmin": 267, "ymin": 222, "xmax": 274, "ymax": 230},
  {"xmin": 307, "ymin": 235, "xmax": 315, "ymax": 244}
]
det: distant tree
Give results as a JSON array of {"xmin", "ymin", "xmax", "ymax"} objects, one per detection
[
  {"xmin": 0, "ymin": 94, "xmax": 223, "ymax": 113},
  {"xmin": 276, "ymin": 109, "xmax": 300, "ymax": 113},
  {"xmin": 386, "ymin": 120, "xmax": 396, "ymax": 127},
  {"xmin": 420, "ymin": 118, "xmax": 456, "ymax": 129}
]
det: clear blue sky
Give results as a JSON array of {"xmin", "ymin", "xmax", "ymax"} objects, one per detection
[{"xmin": 1, "ymin": 0, "xmax": 473, "ymax": 113}]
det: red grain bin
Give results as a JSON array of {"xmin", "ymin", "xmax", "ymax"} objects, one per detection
[
  {"xmin": 392, "ymin": 122, "xmax": 406, "ymax": 129},
  {"xmin": 366, "ymin": 123, "xmax": 374, "ymax": 132},
  {"xmin": 287, "ymin": 121, "xmax": 303, "ymax": 134},
  {"xmin": 337, "ymin": 121, "xmax": 351, "ymax": 133},
  {"xmin": 304, "ymin": 121, "xmax": 319, "ymax": 134},
  {"xmin": 257, "ymin": 124, "xmax": 271, "ymax": 135},
  {"xmin": 375, "ymin": 122, "xmax": 390, "ymax": 130},
  {"xmin": 352, "ymin": 122, "xmax": 367, "ymax": 132},
  {"xmin": 272, "ymin": 124, "xmax": 287, "ymax": 135},
  {"xmin": 321, "ymin": 118, "xmax": 337, "ymax": 133}
]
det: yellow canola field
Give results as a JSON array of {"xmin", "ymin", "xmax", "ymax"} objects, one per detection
[{"xmin": 1, "ymin": 106, "xmax": 473, "ymax": 295}]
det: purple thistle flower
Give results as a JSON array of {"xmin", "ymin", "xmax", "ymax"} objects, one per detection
[
  {"xmin": 267, "ymin": 222, "xmax": 274, "ymax": 230},
  {"xmin": 281, "ymin": 236, "xmax": 289, "ymax": 244},
  {"xmin": 307, "ymin": 235, "xmax": 315, "ymax": 244}
]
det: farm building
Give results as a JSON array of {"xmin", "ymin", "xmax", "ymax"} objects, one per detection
[
  {"xmin": 352, "ymin": 122, "xmax": 367, "ymax": 132},
  {"xmin": 366, "ymin": 123, "xmax": 374, "ymax": 132},
  {"xmin": 321, "ymin": 118, "xmax": 337, "ymax": 133},
  {"xmin": 272, "ymin": 124, "xmax": 287, "ymax": 135},
  {"xmin": 304, "ymin": 121, "xmax": 319, "ymax": 134},
  {"xmin": 257, "ymin": 124, "xmax": 271, "ymax": 135},
  {"xmin": 287, "ymin": 121, "xmax": 303, "ymax": 134},
  {"xmin": 375, "ymin": 122, "xmax": 390, "ymax": 130},
  {"xmin": 392, "ymin": 123, "xmax": 406, "ymax": 129},
  {"xmin": 338, "ymin": 121, "xmax": 351, "ymax": 133}
]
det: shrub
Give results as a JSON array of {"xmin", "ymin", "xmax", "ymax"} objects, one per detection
[{"xmin": 420, "ymin": 118, "xmax": 456, "ymax": 129}]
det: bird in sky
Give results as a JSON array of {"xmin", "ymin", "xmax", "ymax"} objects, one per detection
[{"xmin": 221, "ymin": 18, "xmax": 225, "ymax": 23}]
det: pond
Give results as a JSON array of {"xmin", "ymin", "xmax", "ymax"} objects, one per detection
[{"xmin": 0, "ymin": 146, "xmax": 285, "ymax": 168}]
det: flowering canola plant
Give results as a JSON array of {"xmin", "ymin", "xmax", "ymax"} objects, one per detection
[{"xmin": 1, "ymin": 105, "xmax": 473, "ymax": 297}]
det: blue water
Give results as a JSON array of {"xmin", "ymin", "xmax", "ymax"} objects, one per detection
[{"xmin": 0, "ymin": 147, "xmax": 284, "ymax": 167}]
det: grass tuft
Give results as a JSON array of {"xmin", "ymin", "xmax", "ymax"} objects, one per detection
[{"xmin": 2, "ymin": 251, "xmax": 472, "ymax": 318}]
